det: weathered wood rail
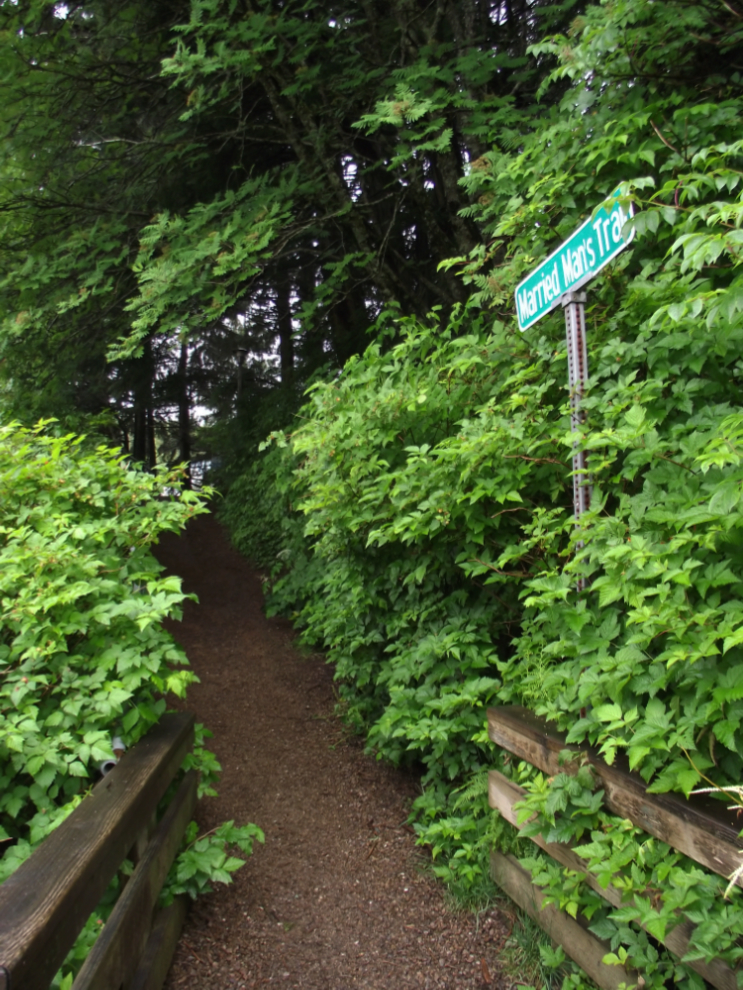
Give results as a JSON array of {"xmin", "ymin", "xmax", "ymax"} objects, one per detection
[
  {"xmin": 0, "ymin": 711, "xmax": 196, "ymax": 990},
  {"xmin": 488, "ymin": 705, "xmax": 743, "ymax": 990}
]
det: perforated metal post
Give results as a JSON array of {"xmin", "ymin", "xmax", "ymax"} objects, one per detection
[{"xmin": 562, "ymin": 291, "xmax": 590, "ymax": 589}]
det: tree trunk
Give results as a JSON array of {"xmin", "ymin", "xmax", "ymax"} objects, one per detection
[
  {"xmin": 277, "ymin": 276, "xmax": 294, "ymax": 389},
  {"xmin": 177, "ymin": 341, "xmax": 192, "ymax": 488},
  {"xmin": 132, "ymin": 401, "xmax": 146, "ymax": 465},
  {"xmin": 146, "ymin": 405, "xmax": 157, "ymax": 471},
  {"xmin": 131, "ymin": 337, "xmax": 156, "ymax": 471}
]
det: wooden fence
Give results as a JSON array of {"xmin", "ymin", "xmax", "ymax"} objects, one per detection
[
  {"xmin": 488, "ymin": 705, "xmax": 743, "ymax": 990},
  {"xmin": 0, "ymin": 711, "xmax": 196, "ymax": 990}
]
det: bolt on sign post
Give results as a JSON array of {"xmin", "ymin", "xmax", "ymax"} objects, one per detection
[{"xmin": 514, "ymin": 189, "xmax": 634, "ymax": 588}]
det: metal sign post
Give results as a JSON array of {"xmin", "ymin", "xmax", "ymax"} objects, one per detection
[
  {"xmin": 562, "ymin": 291, "xmax": 590, "ymax": 590},
  {"xmin": 513, "ymin": 188, "xmax": 635, "ymax": 590}
]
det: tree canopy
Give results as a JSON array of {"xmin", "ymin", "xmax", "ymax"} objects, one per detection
[{"xmin": 0, "ymin": 0, "xmax": 581, "ymax": 453}]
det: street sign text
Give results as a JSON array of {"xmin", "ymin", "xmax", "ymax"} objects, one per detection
[{"xmin": 515, "ymin": 191, "xmax": 634, "ymax": 332}]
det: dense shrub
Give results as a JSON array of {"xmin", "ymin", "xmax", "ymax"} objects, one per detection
[
  {"xmin": 219, "ymin": 442, "xmax": 299, "ymax": 570},
  {"xmin": 0, "ymin": 422, "xmax": 262, "ymax": 986},
  {"xmin": 221, "ymin": 0, "xmax": 743, "ymax": 984}
]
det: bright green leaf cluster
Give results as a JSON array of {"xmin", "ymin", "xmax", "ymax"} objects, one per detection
[
  {"xmin": 162, "ymin": 819, "xmax": 265, "ymax": 903},
  {"xmin": 219, "ymin": 1, "xmax": 743, "ymax": 985},
  {"xmin": 0, "ymin": 420, "xmax": 211, "ymax": 853},
  {"xmin": 0, "ymin": 421, "xmax": 265, "ymax": 986}
]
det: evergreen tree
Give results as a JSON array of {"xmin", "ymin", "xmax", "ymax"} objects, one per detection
[{"xmin": 0, "ymin": 0, "xmax": 578, "ymax": 456}]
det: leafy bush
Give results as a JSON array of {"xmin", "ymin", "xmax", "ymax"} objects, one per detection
[
  {"xmin": 164, "ymin": 818, "xmax": 264, "ymax": 902},
  {"xmin": 215, "ymin": 1, "xmax": 743, "ymax": 985},
  {"xmin": 219, "ymin": 441, "xmax": 300, "ymax": 570},
  {"xmin": 0, "ymin": 421, "xmax": 262, "ymax": 985},
  {"xmin": 215, "ymin": 374, "xmax": 330, "ymax": 571},
  {"xmin": 0, "ymin": 422, "xmax": 200, "ymax": 852}
]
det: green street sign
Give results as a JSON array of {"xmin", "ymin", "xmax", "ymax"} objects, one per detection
[{"xmin": 515, "ymin": 189, "xmax": 634, "ymax": 332}]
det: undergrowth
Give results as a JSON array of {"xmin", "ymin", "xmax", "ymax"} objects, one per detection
[
  {"xmin": 219, "ymin": 2, "xmax": 743, "ymax": 988},
  {"xmin": 0, "ymin": 422, "xmax": 263, "ymax": 987}
]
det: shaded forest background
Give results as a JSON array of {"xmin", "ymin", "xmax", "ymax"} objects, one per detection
[{"xmin": 0, "ymin": 0, "xmax": 590, "ymax": 463}]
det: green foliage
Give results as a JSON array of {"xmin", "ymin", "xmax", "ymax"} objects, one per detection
[
  {"xmin": 162, "ymin": 819, "xmax": 265, "ymax": 903},
  {"xmin": 2, "ymin": 0, "xmax": 742, "ymax": 985},
  {"xmin": 213, "ymin": 386, "xmax": 305, "ymax": 568},
  {"xmin": 222, "ymin": 1, "xmax": 743, "ymax": 984},
  {"xmin": 218, "ymin": 442, "xmax": 299, "ymax": 569},
  {"xmin": 0, "ymin": 421, "xmax": 208, "ymax": 849},
  {"xmin": 267, "ymin": 312, "xmax": 524, "ymax": 758},
  {"xmin": 0, "ymin": 1, "xmax": 186, "ymax": 430},
  {"xmin": 119, "ymin": 176, "xmax": 295, "ymax": 355},
  {"xmin": 0, "ymin": 0, "xmax": 584, "ymax": 444},
  {"xmin": 0, "ymin": 421, "xmax": 261, "ymax": 986},
  {"xmin": 499, "ymin": 913, "xmax": 595, "ymax": 990}
]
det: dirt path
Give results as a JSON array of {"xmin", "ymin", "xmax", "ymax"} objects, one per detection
[{"xmin": 156, "ymin": 514, "xmax": 511, "ymax": 990}]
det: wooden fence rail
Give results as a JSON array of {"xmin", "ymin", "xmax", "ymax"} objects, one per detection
[
  {"xmin": 491, "ymin": 850, "xmax": 636, "ymax": 990},
  {"xmin": 0, "ymin": 711, "xmax": 196, "ymax": 990},
  {"xmin": 487, "ymin": 705, "xmax": 743, "ymax": 990}
]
